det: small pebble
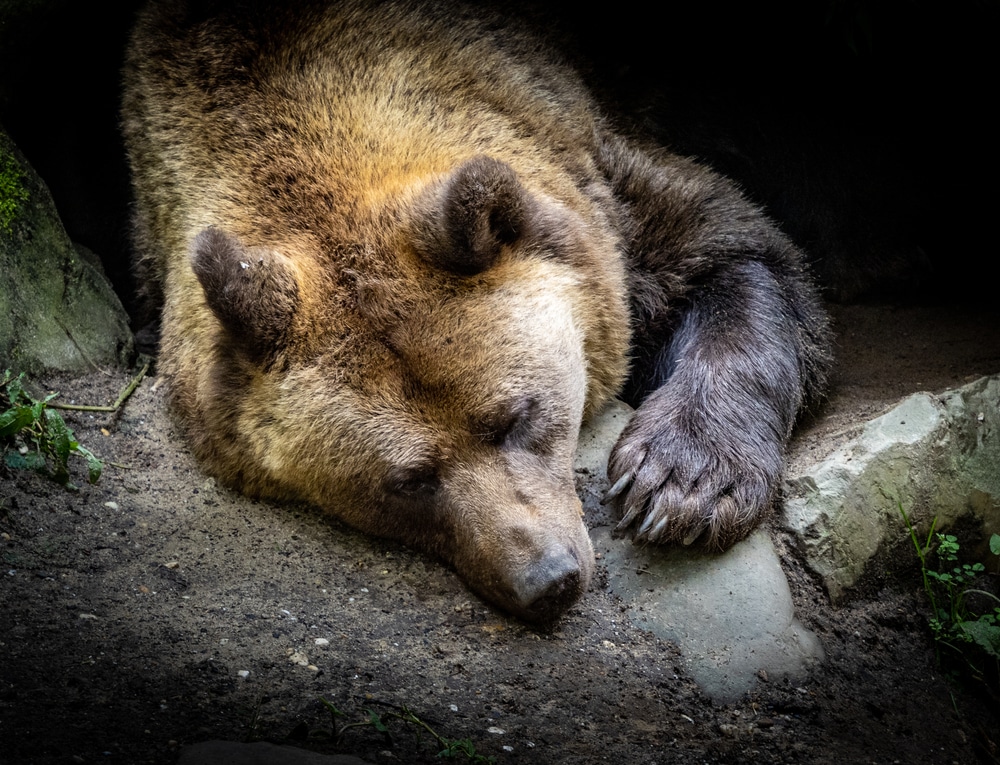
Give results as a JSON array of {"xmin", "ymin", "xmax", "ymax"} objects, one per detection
[
  {"xmin": 314, "ymin": 638, "xmax": 330, "ymax": 646},
  {"xmin": 237, "ymin": 670, "xmax": 250, "ymax": 679},
  {"xmin": 103, "ymin": 502, "xmax": 119, "ymax": 511},
  {"xmin": 487, "ymin": 727, "xmax": 505, "ymax": 735}
]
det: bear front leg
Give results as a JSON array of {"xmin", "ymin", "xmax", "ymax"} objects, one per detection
[
  {"xmin": 610, "ymin": 260, "xmax": 817, "ymax": 549},
  {"xmin": 600, "ymin": 140, "xmax": 831, "ymax": 550}
]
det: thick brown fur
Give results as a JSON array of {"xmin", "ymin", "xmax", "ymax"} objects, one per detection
[{"xmin": 122, "ymin": 0, "xmax": 831, "ymax": 622}]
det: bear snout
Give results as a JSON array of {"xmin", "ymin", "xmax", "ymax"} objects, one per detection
[{"xmin": 508, "ymin": 544, "xmax": 591, "ymax": 623}]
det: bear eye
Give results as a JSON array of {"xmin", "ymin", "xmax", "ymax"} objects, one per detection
[
  {"xmin": 482, "ymin": 396, "xmax": 540, "ymax": 448},
  {"xmin": 387, "ymin": 467, "xmax": 440, "ymax": 498},
  {"xmin": 483, "ymin": 412, "xmax": 519, "ymax": 446}
]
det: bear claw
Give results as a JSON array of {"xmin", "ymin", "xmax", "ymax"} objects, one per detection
[
  {"xmin": 602, "ymin": 472, "xmax": 633, "ymax": 505},
  {"xmin": 607, "ymin": 421, "xmax": 779, "ymax": 551}
]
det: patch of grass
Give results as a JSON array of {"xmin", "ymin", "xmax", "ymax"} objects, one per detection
[
  {"xmin": 318, "ymin": 697, "xmax": 497, "ymax": 763},
  {"xmin": 900, "ymin": 505, "xmax": 1000, "ymax": 682},
  {"xmin": 1, "ymin": 369, "xmax": 102, "ymax": 487}
]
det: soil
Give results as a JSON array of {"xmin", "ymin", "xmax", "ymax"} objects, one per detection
[{"xmin": 2, "ymin": 300, "xmax": 1000, "ymax": 765}]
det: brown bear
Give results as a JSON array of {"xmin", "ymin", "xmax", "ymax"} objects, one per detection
[{"xmin": 122, "ymin": 0, "xmax": 831, "ymax": 623}]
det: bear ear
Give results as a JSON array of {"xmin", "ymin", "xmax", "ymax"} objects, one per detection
[
  {"xmin": 191, "ymin": 226, "xmax": 299, "ymax": 357},
  {"xmin": 412, "ymin": 155, "xmax": 529, "ymax": 276}
]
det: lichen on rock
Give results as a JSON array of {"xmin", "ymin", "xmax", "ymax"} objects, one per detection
[
  {"xmin": 0, "ymin": 138, "xmax": 29, "ymax": 234},
  {"xmin": 0, "ymin": 125, "xmax": 133, "ymax": 374}
]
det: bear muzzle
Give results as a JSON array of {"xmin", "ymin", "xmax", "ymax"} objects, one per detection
[
  {"xmin": 507, "ymin": 543, "xmax": 591, "ymax": 623},
  {"xmin": 462, "ymin": 522, "xmax": 594, "ymax": 625},
  {"xmin": 441, "ymin": 457, "xmax": 595, "ymax": 624}
]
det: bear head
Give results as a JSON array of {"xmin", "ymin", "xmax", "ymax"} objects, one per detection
[{"xmin": 184, "ymin": 156, "xmax": 630, "ymax": 623}]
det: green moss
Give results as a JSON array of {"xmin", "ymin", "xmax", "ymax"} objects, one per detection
[{"xmin": 0, "ymin": 146, "xmax": 29, "ymax": 235}]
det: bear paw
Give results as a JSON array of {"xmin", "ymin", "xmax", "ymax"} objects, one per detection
[{"xmin": 606, "ymin": 412, "xmax": 781, "ymax": 551}]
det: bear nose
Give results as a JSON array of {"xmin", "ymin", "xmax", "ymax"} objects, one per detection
[{"xmin": 512, "ymin": 549, "xmax": 585, "ymax": 621}]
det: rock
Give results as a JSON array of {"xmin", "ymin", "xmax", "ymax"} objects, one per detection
[
  {"xmin": 593, "ymin": 526, "xmax": 824, "ymax": 703},
  {"xmin": 578, "ymin": 401, "xmax": 824, "ymax": 703},
  {"xmin": 576, "ymin": 376, "xmax": 1000, "ymax": 700},
  {"xmin": 0, "ymin": 125, "xmax": 133, "ymax": 375},
  {"xmin": 783, "ymin": 375, "xmax": 1000, "ymax": 601},
  {"xmin": 178, "ymin": 740, "xmax": 372, "ymax": 765}
]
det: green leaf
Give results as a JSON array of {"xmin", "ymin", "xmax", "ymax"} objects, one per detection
[
  {"xmin": 5, "ymin": 372, "xmax": 27, "ymax": 404},
  {"xmin": 959, "ymin": 619, "xmax": 1000, "ymax": 659},
  {"xmin": 990, "ymin": 534, "xmax": 1000, "ymax": 557},
  {"xmin": 43, "ymin": 408, "xmax": 72, "ymax": 464},
  {"xmin": 0, "ymin": 405, "xmax": 35, "ymax": 437},
  {"xmin": 438, "ymin": 738, "xmax": 476, "ymax": 758},
  {"xmin": 2, "ymin": 372, "xmax": 102, "ymax": 487},
  {"xmin": 318, "ymin": 697, "xmax": 345, "ymax": 717},
  {"xmin": 76, "ymin": 444, "xmax": 103, "ymax": 484},
  {"xmin": 366, "ymin": 710, "xmax": 389, "ymax": 733}
]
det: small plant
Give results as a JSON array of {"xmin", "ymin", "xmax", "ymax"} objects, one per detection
[
  {"xmin": 319, "ymin": 697, "xmax": 497, "ymax": 763},
  {"xmin": 0, "ymin": 369, "xmax": 102, "ymax": 486},
  {"xmin": 900, "ymin": 505, "xmax": 1000, "ymax": 674}
]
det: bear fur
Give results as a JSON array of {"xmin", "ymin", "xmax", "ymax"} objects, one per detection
[{"xmin": 122, "ymin": 0, "xmax": 831, "ymax": 623}]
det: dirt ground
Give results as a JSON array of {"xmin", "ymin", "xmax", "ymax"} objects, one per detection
[{"xmin": 2, "ymin": 300, "xmax": 1000, "ymax": 765}]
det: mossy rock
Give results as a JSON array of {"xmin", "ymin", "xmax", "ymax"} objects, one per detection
[{"xmin": 0, "ymin": 125, "xmax": 133, "ymax": 374}]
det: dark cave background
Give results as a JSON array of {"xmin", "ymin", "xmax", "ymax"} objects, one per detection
[{"xmin": 1, "ymin": 0, "xmax": 996, "ymax": 321}]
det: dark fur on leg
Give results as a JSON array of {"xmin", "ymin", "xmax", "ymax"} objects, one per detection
[{"xmin": 600, "ymin": 135, "xmax": 832, "ymax": 550}]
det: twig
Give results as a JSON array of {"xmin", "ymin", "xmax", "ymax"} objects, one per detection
[{"xmin": 49, "ymin": 362, "xmax": 150, "ymax": 413}]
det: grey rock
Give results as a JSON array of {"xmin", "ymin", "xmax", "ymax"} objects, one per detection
[
  {"xmin": 594, "ymin": 526, "xmax": 824, "ymax": 703},
  {"xmin": 784, "ymin": 374, "xmax": 1000, "ymax": 602},
  {"xmin": 178, "ymin": 740, "xmax": 373, "ymax": 765},
  {"xmin": 578, "ymin": 401, "xmax": 824, "ymax": 703},
  {"xmin": 0, "ymin": 125, "xmax": 133, "ymax": 375}
]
